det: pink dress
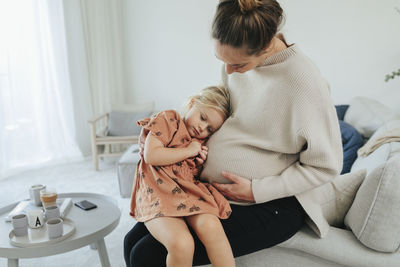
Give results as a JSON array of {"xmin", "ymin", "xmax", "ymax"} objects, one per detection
[{"xmin": 130, "ymin": 110, "xmax": 231, "ymax": 222}]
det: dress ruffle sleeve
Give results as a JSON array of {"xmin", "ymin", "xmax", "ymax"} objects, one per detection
[{"xmin": 137, "ymin": 110, "xmax": 179, "ymax": 146}]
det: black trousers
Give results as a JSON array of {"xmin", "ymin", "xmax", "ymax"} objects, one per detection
[{"xmin": 124, "ymin": 196, "xmax": 305, "ymax": 267}]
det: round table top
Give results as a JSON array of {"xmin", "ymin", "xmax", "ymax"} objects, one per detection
[{"xmin": 0, "ymin": 192, "xmax": 121, "ymax": 259}]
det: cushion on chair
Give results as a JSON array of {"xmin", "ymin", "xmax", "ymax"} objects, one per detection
[
  {"xmin": 344, "ymin": 97, "xmax": 398, "ymax": 138},
  {"xmin": 108, "ymin": 110, "xmax": 152, "ymax": 136},
  {"xmin": 344, "ymin": 155, "xmax": 400, "ymax": 252},
  {"xmin": 339, "ymin": 120, "xmax": 364, "ymax": 174}
]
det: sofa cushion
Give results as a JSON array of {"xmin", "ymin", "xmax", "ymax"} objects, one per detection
[
  {"xmin": 339, "ymin": 120, "xmax": 364, "ymax": 174},
  {"xmin": 320, "ymin": 169, "xmax": 366, "ymax": 227},
  {"xmin": 108, "ymin": 110, "xmax": 152, "ymax": 136},
  {"xmin": 298, "ymin": 169, "xmax": 366, "ymax": 235},
  {"xmin": 344, "ymin": 155, "xmax": 400, "ymax": 252},
  {"xmin": 351, "ymin": 143, "xmax": 392, "ymax": 175},
  {"xmin": 343, "ymin": 97, "xmax": 398, "ymax": 138},
  {"xmin": 276, "ymin": 226, "xmax": 400, "ymax": 267},
  {"xmin": 351, "ymin": 120, "xmax": 400, "ymax": 175}
]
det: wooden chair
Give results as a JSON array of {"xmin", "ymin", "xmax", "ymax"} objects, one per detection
[{"xmin": 88, "ymin": 102, "xmax": 154, "ymax": 170}]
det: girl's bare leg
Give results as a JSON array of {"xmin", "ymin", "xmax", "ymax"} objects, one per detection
[
  {"xmin": 186, "ymin": 214, "xmax": 235, "ymax": 267},
  {"xmin": 145, "ymin": 217, "xmax": 194, "ymax": 267}
]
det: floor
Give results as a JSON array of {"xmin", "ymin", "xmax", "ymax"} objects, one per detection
[{"xmin": 0, "ymin": 158, "xmax": 135, "ymax": 267}]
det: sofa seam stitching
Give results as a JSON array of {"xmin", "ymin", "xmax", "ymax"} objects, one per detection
[{"xmin": 358, "ymin": 162, "xmax": 388, "ymax": 239}]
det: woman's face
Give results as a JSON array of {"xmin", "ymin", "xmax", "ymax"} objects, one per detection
[
  {"xmin": 214, "ymin": 41, "xmax": 268, "ymax": 74},
  {"xmin": 184, "ymin": 104, "xmax": 225, "ymax": 140}
]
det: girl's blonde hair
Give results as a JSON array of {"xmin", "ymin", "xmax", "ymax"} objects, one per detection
[{"xmin": 181, "ymin": 86, "xmax": 231, "ymax": 119}]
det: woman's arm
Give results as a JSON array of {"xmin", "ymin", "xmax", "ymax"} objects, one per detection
[{"xmin": 144, "ymin": 133, "xmax": 203, "ymax": 166}]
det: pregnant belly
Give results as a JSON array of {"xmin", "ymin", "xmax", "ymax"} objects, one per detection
[{"xmin": 200, "ymin": 139, "xmax": 292, "ymax": 184}]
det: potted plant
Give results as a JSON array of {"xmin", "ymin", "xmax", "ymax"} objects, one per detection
[
  {"xmin": 386, "ymin": 7, "xmax": 400, "ymax": 82},
  {"xmin": 385, "ymin": 69, "xmax": 400, "ymax": 82}
]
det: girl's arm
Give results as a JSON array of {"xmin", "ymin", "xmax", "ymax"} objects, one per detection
[{"xmin": 144, "ymin": 133, "xmax": 202, "ymax": 166}]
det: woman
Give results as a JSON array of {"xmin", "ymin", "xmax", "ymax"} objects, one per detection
[{"xmin": 124, "ymin": 0, "xmax": 342, "ymax": 266}]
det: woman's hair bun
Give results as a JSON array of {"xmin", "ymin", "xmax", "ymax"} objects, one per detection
[
  {"xmin": 238, "ymin": 0, "xmax": 262, "ymax": 13},
  {"xmin": 213, "ymin": 0, "xmax": 283, "ymax": 55}
]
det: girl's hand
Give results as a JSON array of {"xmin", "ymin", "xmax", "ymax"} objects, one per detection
[
  {"xmin": 187, "ymin": 141, "xmax": 202, "ymax": 158},
  {"xmin": 195, "ymin": 146, "xmax": 208, "ymax": 165},
  {"xmin": 212, "ymin": 171, "xmax": 255, "ymax": 203}
]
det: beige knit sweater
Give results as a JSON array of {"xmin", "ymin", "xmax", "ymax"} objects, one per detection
[{"xmin": 201, "ymin": 44, "xmax": 343, "ymax": 238}]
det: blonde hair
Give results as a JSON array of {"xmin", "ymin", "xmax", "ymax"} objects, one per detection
[{"xmin": 181, "ymin": 86, "xmax": 231, "ymax": 119}]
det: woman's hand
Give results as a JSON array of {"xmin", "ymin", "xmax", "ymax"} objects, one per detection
[{"xmin": 212, "ymin": 171, "xmax": 255, "ymax": 203}]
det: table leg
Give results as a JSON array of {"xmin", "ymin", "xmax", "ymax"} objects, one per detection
[
  {"xmin": 8, "ymin": 258, "xmax": 18, "ymax": 267},
  {"xmin": 95, "ymin": 238, "xmax": 110, "ymax": 267}
]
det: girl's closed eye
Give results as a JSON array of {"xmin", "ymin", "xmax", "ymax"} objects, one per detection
[{"xmin": 231, "ymin": 64, "xmax": 246, "ymax": 70}]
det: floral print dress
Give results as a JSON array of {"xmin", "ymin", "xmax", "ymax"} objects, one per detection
[{"xmin": 130, "ymin": 110, "xmax": 231, "ymax": 222}]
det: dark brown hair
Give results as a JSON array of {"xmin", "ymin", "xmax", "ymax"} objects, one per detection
[{"xmin": 212, "ymin": 0, "xmax": 284, "ymax": 55}]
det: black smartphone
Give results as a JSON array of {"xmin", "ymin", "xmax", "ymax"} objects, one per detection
[{"xmin": 74, "ymin": 200, "xmax": 97, "ymax": 211}]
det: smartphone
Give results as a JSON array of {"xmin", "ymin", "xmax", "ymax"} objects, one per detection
[{"xmin": 74, "ymin": 200, "xmax": 97, "ymax": 211}]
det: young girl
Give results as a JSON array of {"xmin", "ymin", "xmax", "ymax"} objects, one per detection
[{"xmin": 129, "ymin": 86, "xmax": 235, "ymax": 267}]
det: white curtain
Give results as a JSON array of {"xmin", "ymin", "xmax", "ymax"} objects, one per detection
[
  {"xmin": 79, "ymin": 0, "xmax": 126, "ymax": 116},
  {"xmin": 62, "ymin": 0, "xmax": 127, "ymax": 155},
  {"xmin": 0, "ymin": 0, "xmax": 83, "ymax": 178}
]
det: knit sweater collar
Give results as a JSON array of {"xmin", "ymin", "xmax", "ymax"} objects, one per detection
[{"xmin": 259, "ymin": 44, "xmax": 299, "ymax": 67}]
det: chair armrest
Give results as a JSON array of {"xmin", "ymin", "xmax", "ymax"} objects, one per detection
[
  {"xmin": 88, "ymin": 112, "xmax": 108, "ymax": 124},
  {"xmin": 96, "ymin": 126, "xmax": 108, "ymax": 137}
]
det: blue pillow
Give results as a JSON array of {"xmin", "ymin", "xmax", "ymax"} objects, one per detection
[
  {"xmin": 335, "ymin": 105, "xmax": 349, "ymax": 121},
  {"xmin": 339, "ymin": 120, "xmax": 364, "ymax": 174}
]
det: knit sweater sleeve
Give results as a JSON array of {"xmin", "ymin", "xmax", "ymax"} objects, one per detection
[{"xmin": 251, "ymin": 79, "xmax": 343, "ymax": 204}]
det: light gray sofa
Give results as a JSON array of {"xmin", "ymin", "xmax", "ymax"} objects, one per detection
[{"xmin": 201, "ymin": 97, "xmax": 400, "ymax": 267}]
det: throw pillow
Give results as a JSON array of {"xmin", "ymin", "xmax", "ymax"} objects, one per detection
[
  {"xmin": 335, "ymin": 105, "xmax": 349, "ymax": 121},
  {"xmin": 344, "ymin": 155, "xmax": 400, "ymax": 252},
  {"xmin": 299, "ymin": 169, "xmax": 367, "ymax": 235},
  {"xmin": 108, "ymin": 110, "xmax": 153, "ymax": 136},
  {"xmin": 320, "ymin": 169, "xmax": 366, "ymax": 227},
  {"xmin": 351, "ymin": 120, "xmax": 400, "ymax": 175},
  {"xmin": 339, "ymin": 120, "xmax": 364, "ymax": 174},
  {"xmin": 343, "ymin": 97, "xmax": 398, "ymax": 138}
]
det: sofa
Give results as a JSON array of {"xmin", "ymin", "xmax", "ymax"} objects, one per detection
[{"xmin": 200, "ymin": 96, "xmax": 400, "ymax": 267}]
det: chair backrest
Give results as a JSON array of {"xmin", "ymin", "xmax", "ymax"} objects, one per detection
[
  {"xmin": 111, "ymin": 102, "xmax": 155, "ymax": 113},
  {"xmin": 108, "ymin": 101, "xmax": 155, "ymax": 136}
]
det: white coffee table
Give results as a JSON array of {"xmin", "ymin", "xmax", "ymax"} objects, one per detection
[{"xmin": 0, "ymin": 192, "xmax": 121, "ymax": 267}]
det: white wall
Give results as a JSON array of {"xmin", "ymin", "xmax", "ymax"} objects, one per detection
[
  {"xmin": 123, "ymin": 0, "xmax": 220, "ymax": 112},
  {"xmin": 123, "ymin": 0, "xmax": 400, "ymax": 113},
  {"xmin": 280, "ymin": 0, "xmax": 400, "ymax": 112}
]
